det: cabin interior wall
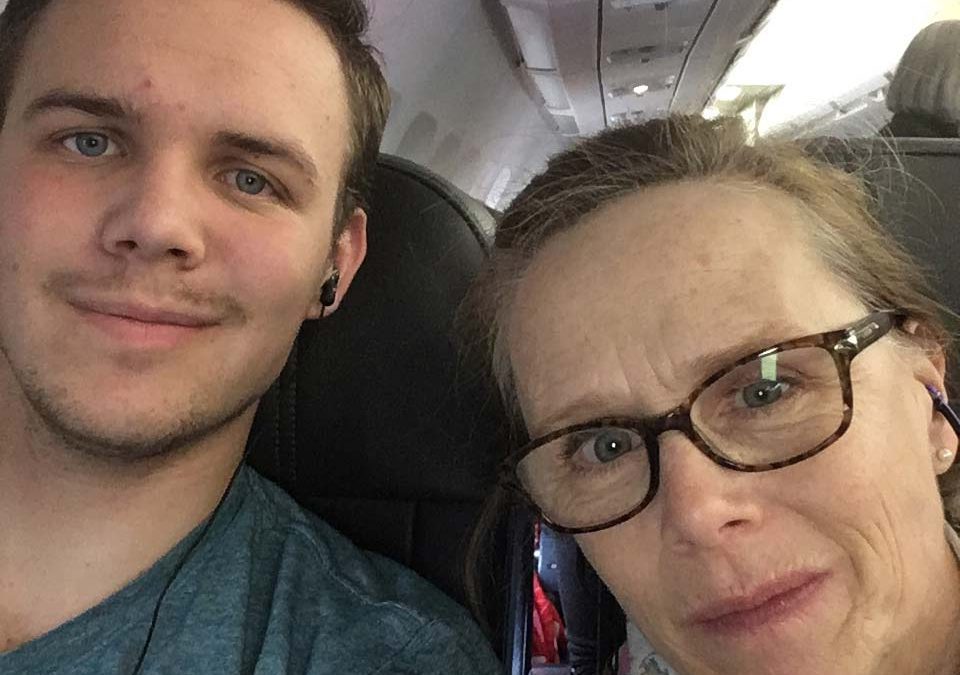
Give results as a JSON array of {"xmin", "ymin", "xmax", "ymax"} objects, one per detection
[{"xmin": 367, "ymin": 0, "xmax": 565, "ymax": 209}]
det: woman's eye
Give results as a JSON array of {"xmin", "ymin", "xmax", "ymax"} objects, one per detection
[
  {"xmin": 227, "ymin": 169, "xmax": 276, "ymax": 198},
  {"xmin": 62, "ymin": 132, "xmax": 115, "ymax": 158},
  {"xmin": 574, "ymin": 428, "xmax": 640, "ymax": 465},
  {"xmin": 736, "ymin": 379, "xmax": 790, "ymax": 409}
]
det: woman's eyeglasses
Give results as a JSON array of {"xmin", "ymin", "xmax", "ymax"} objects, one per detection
[{"xmin": 503, "ymin": 310, "xmax": 905, "ymax": 534}]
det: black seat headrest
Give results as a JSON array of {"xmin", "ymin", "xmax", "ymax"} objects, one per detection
[
  {"xmin": 247, "ymin": 154, "xmax": 509, "ymax": 608},
  {"xmin": 807, "ymin": 137, "xmax": 960, "ymax": 314}
]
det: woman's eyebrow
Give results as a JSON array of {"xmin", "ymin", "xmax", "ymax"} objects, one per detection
[
  {"xmin": 533, "ymin": 321, "xmax": 808, "ymax": 433},
  {"xmin": 678, "ymin": 320, "xmax": 808, "ymax": 377},
  {"xmin": 534, "ymin": 392, "xmax": 631, "ymax": 434}
]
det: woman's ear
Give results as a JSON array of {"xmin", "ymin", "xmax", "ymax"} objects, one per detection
[
  {"xmin": 901, "ymin": 321, "xmax": 957, "ymax": 472},
  {"xmin": 929, "ymin": 389, "xmax": 959, "ymax": 475},
  {"xmin": 919, "ymin": 359, "xmax": 958, "ymax": 476},
  {"xmin": 903, "ymin": 319, "xmax": 948, "ymax": 390}
]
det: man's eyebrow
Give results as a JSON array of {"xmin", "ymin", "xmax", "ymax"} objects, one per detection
[
  {"xmin": 22, "ymin": 94, "xmax": 321, "ymax": 186},
  {"xmin": 24, "ymin": 90, "xmax": 134, "ymax": 121},
  {"xmin": 213, "ymin": 131, "xmax": 319, "ymax": 185}
]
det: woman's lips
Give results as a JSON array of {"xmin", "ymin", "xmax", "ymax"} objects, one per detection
[{"xmin": 687, "ymin": 571, "xmax": 830, "ymax": 636}]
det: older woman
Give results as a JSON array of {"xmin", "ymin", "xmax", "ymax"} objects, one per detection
[{"xmin": 477, "ymin": 116, "xmax": 960, "ymax": 675}]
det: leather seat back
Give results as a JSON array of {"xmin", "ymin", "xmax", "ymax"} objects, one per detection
[{"xmin": 247, "ymin": 155, "xmax": 509, "ymax": 617}]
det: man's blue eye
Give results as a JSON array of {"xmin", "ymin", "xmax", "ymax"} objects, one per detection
[
  {"xmin": 64, "ymin": 133, "xmax": 111, "ymax": 157},
  {"xmin": 235, "ymin": 169, "xmax": 269, "ymax": 196}
]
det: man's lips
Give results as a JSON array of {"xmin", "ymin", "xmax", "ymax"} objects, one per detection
[
  {"xmin": 68, "ymin": 296, "xmax": 225, "ymax": 350},
  {"xmin": 69, "ymin": 298, "xmax": 222, "ymax": 327},
  {"xmin": 686, "ymin": 571, "xmax": 829, "ymax": 635}
]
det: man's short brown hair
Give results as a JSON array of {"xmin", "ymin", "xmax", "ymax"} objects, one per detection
[{"xmin": 0, "ymin": 0, "xmax": 390, "ymax": 229}]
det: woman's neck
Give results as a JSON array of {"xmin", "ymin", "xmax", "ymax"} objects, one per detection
[{"xmin": 887, "ymin": 526, "xmax": 960, "ymax": 675}]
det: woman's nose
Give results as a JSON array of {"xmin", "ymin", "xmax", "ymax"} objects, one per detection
[
  {"xmin": 99, "ymin": 159, "xmax": 207, "ymax": 269},
  {"xmin": 655, "ymin": 430, "xmax": 764, "ymax": 552}
]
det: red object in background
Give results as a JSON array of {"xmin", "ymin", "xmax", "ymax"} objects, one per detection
[{"xmin": 531, "ymin": 571, "xmax": 566, "ymax": 664}]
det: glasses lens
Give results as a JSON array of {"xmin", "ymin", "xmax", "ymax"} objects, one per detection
[
  {"xmin": 517, "ymin": 425, "xmax": 650, "ymax": 530},
  {"xmin": 692, "ymin": 346, "xmax": 844, "ymax": 465}
]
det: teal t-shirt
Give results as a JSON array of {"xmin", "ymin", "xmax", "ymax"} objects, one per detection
[{"xmin": 0, "ymin": 467, "xmax": 501, "ymax": 675}]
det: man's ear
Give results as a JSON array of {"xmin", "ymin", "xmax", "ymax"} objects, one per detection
[{"xmin": 306, "ymin": 207, "xmax": 367, "ymax": 320}]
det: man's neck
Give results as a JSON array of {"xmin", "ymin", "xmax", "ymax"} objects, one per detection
[{"xmin": 0, "ymin": 402, "xmax": 254, "ymax": 654}]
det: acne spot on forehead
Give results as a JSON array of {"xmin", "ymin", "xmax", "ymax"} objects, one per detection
[{"xmin": 139, "ymin": 77, "xmax": 154, "ymax": 90}]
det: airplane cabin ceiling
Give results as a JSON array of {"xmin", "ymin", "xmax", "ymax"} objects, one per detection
[
  {"xmin": 500, "ymin": 0, "xmax": 777, "ymax": 134},
  {"xmin": 367, "ymin": 0, "xmax": 567, "ymax": 209}
]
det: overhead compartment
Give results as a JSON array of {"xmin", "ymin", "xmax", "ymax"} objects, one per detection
[{"xmin": 499, "ymin": 0, "xmax": 777, "ymax": 135}]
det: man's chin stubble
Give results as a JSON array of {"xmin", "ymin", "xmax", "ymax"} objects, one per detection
[{"xmin": 10, "ymin": 356, "xmax": 260, "ymax": 463}]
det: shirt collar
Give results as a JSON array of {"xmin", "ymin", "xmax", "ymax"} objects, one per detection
[{"xmin": 945, "ymin": 522, "xmax": 960, "ymax": 562}]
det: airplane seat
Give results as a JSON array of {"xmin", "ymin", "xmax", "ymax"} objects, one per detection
[
  {"xmin": 805, "ymin": 137, "xmax": 960, "ymax": 313},
  {"xmin": 245, "ymin": 154, "xmax": 512, "ymax": 654},
  {"xmin": 882, "ymin": 21, "xmax": 960, "ymax": 139}
]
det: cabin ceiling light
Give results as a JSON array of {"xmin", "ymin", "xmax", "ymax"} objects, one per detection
[
  {"xmin": 611, "ymin": 0, "xmax": 671, "ymax": 9},
  {"xmin": 715, "ymin": 85, "xmax": 742, "ymax": 101},
  {"xmin": 633, "ymin": 84, "xmax": 650, "ymax": 95}
]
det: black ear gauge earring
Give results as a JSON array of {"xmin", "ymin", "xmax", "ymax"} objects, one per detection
[{"xmin": 319, "ymin": 269, "xmax": 340, "ymax": 311}]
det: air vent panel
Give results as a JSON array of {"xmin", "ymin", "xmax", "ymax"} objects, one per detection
[{"xmin": 552, "ymin": 114, "xmax": 581, "ymax": 136}]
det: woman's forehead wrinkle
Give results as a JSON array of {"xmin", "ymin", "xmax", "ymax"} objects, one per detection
[
  {"xmin": 514, "ymin": 279, "xmax": 693, "ymax": 426},
  {"xmin": 613, "ymin": 335, "xmax": 651, "ymax": 408},
  {"xmin": 512, "ymin": 300, "xmax": 637, "ymax": 424},
  {"xmin": 511, "ymin": 179, "xmax": 869, "ymax": 426}
]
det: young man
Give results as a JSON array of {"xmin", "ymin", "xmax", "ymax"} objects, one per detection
[{"xmin": 0, "ymin": 0, "xmax": 501, "ymax": 673}]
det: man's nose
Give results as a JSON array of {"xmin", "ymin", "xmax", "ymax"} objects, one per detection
[
  {"xmin": 99, "ymin": 157, "xmax": 207, "ymax": 269},
  {"xmin": 655, "ymin": 431, "xmax": 764, "ymax": 552}
]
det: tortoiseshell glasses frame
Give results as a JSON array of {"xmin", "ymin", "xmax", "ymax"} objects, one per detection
[{"xmin": 502, "ymin": 310, "xmax": 906, "ymax": 534}]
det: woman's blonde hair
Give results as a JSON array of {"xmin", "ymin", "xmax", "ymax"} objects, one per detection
[{"xmin": 476, "ymin": 116, "xmax": 952, "ymax": 410}]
